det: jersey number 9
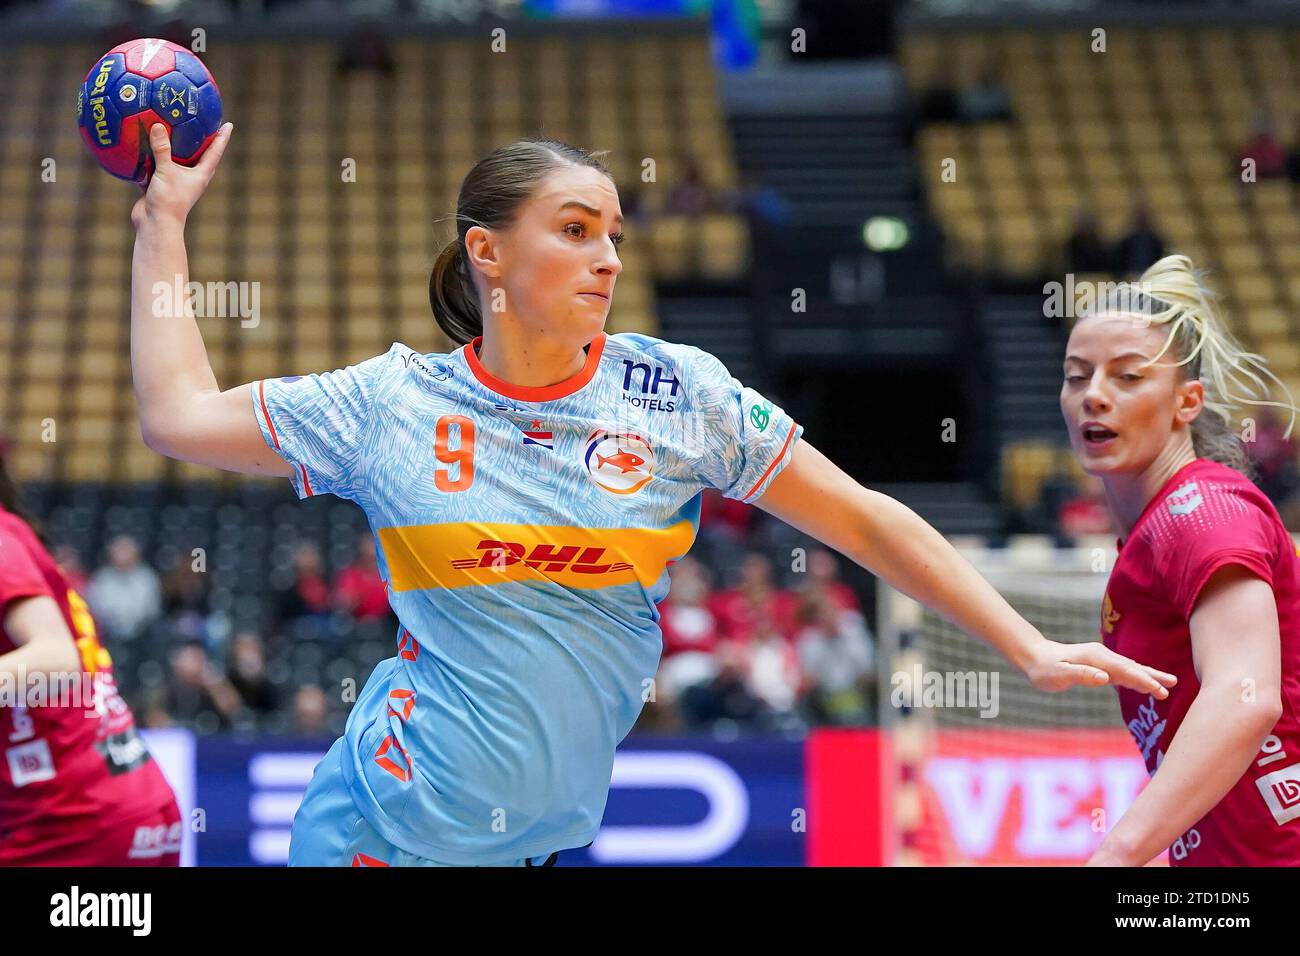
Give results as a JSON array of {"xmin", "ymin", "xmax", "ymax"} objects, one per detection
[{"xmin": 434, "ymin": 415, "xmax": 476, "ymax": 492}]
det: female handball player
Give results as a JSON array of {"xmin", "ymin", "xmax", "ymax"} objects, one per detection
[
  {"xmin": 129, "ymin": 122, "xmax": 1174, "ymax": 866},
  {"xmin": 1062, "ymin": 255, "xmax": 1300, "ymax": 866},
  {"xmin": 0, "ymin": 445, "xmax": 181, "ymax": 866}
]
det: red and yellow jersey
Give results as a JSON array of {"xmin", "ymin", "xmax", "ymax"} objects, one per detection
[
  {"xmin": 1104, "ymin": 458, "xmax": 1300, "ymax": 865},
  {"xmin": 0, "ymin": 508, "xmax": 175, "ymax": 855}
]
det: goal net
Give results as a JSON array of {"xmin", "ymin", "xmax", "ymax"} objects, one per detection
[{"xmin": 877, "ymin": 542, "xmax": 1151, "ymax": 866}]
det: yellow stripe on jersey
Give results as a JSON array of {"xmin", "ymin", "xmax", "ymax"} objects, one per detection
[{"xmin": 377, "ymin": 520, "xmax": 697, "ymax": 592}]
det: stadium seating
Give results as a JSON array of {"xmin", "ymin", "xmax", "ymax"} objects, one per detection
[
  {"xmin": 904, "ymin": 28, "xmax": 1300, "ymax": 410},
  {"xmin": 0, "ymin": 35, "xmax": 747, "ymax": 483}
]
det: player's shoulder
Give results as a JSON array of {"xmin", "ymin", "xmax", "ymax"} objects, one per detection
[
  {"xmin": 386, "ymin": 340, "xmax": 458, "ymax": 372},
  {"xmin": 0, "ymin": 507, "xmax": 30, "ymax": 545},
  {"xmin": 605, "ymin": 331, "xmax": 696, "ymax": 362},
  {"xmin": 602, "ymin": 332, "xmax": 726, "ymax": 380},
  {"xmin": 1139, "ymin": 458, "xmax": 1279, "ymax": 546},
  {"xmin": 373, "ymin": 341, "xmax": 461, "ymax": 388},
  {"xmin": 1164, "ymin": 458, "xmax": 1271, "ymax": 516},
  {"xmin": 0, "ymin": 508, "xmax": 43, "ymax": 574}
]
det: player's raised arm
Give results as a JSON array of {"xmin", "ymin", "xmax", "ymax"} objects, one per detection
[
  {"xmin": 755, "ymin": 437, "xmax": 1178, "ymax": 697},
  {"xmin": 129, "ymin": 121, "xmax": 292, "ymax": 478}
]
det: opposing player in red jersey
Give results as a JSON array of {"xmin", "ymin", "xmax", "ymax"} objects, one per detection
[
  {"xmin": 0, "ymin": 448, "xmax": 181, "ymax": 866},
  {"xmin": 1061, "ymin": 255, "xmax": 1300, "ymax": 865}
]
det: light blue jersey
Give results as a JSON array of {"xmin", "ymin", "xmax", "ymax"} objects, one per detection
[{"xmin": 254, "ymin": 331, "xmax": 802, "ymax": 864}]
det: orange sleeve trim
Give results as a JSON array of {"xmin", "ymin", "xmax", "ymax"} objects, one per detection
[
  {"xmin": 257, "ymin": 380, "xmax": 280, "ymax": 450},
  {"xmin": 742, "ymin": 420, "xmax": 798, "ymax": 502},
  {"xmin": 257, "ymin": 380, "xmax": 313, "ymax": 495}
]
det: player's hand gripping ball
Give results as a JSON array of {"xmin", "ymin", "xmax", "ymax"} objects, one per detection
[{"xmin": 77, "ymin": 38, "xmax": 223, "ymax": 186}]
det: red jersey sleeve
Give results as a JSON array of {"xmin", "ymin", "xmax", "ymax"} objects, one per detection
[
  {"xmin": 1158, "ymin": 497, "xmax": 1279, "ymax": 620},
  {"xmin": 0, "ymin": 523, "xmax": 54, "ymax": 619}
]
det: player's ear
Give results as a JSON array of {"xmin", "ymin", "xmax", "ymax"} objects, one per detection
[
  {"xmin": 1175, "ymin": 376, "xmax": 1204, "ymax": 425},
  {"xmin": 463, "ymin": 225, "xmax": 502, "ymax": 279}
]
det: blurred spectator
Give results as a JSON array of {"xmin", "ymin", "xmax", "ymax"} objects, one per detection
[
  {"xmin": 86, "ymin": 534, "xmax": 162, "ymax": 643},
  {"xmin": 658, "ymin": 556, "xmax": 721, "ymax": 698},
  {"xmin": 664, "ymin": 157, "xmax": 717, "ymax": 217},
  {"xmin": 271, "ymin": 542, "xmax": 332, "ymax": 630},
  {"xmin": 709, "ymin": 551, "xmax": 799, "ymax": 643},
  {"xmin": 293, "ymin": 685, "xmax": 331, "ymax": 736},
  {"xmin": 161, "ymin": 551, "xmax": 214, "ymax": 647},
  {"xmin": 678, "ymin": 642, "xmax": 766, "ymax": 729},
  {"xmin": 52, "ymin": 543, "xmax": 88, "ymax": 593},
  {"xmin": 958, "ymin": 64, "xmax": 1014, "ymax": 123},
  {"xmin": 699, "ymin": 488, "xmax": 757, "ymax": 544},
  {"xmin": 226, "ymin": 631, "xmax": 278, "ymax": 718},
  {"xmin": 1246, "ymin": 406, "xmax": 1300, "ymax": 506},
  {"xmin": 795, "ymin": 588, "xmax": 876, "ymax": 726},
  {"xmin": 161, "ymin": 642, "xmax": 241, "ymax": 733},
  {"xmin": 1057, "ymin": 473, "xmax": 1113, "ymax": 540},
  {"xmin": 745, "ymin": 621, "xmax": 801, "ymax": 715},
  {"xmin": 138, "ymin": 694, "xmax": 173, "ymax": 730},
  {"xmin": 803, "ymin": 548, "xmax": 862, "ymax": 615},
  {"xmin": 1113, "ymin": 205, "xmax": 1166, "ymax": 277},
  {"xmin": 332, "ymin": 536, "xmax": 391, "ymax": 620},
  {"xmin": 163, "ymin": 553, "xmax": 210, "ymax": 616},
  {"xmin": 1064, "ymin": 210, "xmax": 1111, "ymax": 275},
  {"xmin": 1237, "ymin": 113, "xmax": 1287, "ymax": 180}
]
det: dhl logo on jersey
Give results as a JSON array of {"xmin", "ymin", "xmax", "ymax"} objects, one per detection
[
  {"xmin": 377, "ymin": 520, "xmax": 695, "ymax": 592},
  {"xmin": 451, "ymin": 543, "xmax": 634, "ymax": 575}
]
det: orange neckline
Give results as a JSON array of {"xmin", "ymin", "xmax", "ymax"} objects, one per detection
[{"xmin": 462, "ymin": 332, "xmax": 607, "ymax": 402}]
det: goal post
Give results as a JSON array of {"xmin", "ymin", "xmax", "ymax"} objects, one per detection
[{"xmin": 876, "ymin": 539, "xmax": 1147, "ymax": 866}]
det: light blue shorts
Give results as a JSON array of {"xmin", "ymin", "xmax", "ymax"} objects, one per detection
[{"xmin": 287, "ymin": 738, "xmax": 559, "ymax": 868}]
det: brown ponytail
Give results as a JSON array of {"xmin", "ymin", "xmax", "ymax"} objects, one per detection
[{"xmin": 428, "ymin": 237, "xmax": 482, "ymax": 346}]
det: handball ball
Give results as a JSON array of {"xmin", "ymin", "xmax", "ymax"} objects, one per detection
[{"xmin": 76, "ymin": 38, "xmax": 223, "ymax": 186}]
